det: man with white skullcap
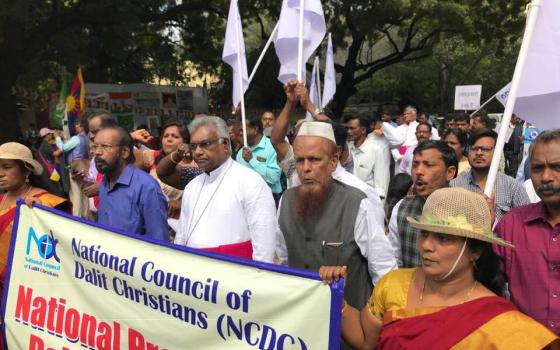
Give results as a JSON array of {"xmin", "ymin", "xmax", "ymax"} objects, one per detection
[{"xmin": 276, "ymin": 122, "xmax": 397, "ymax": 320}]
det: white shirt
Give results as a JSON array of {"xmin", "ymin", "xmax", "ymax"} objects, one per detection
[
  {"xmin": 387, "ymin": 199, "xmax": 404, "ymax": 267},
  {"xmin": 176, "ymin": 158, "xmax": 277, "ymax": 263},
  {"xmin": 379, "ymin": 122, "xmax": 404, "ymax": 148},
  {"xmin": 397, "ymin": 121, "xmax": 420, "ymax": 147},
  {"xmin": 349, "ymin": 138, "xmax": 391, "ymax": 199},
  {"xmin": 398, "ymin": 145, "xmax": 417, "ymax": 174},
  {"xmin": 276, "ymin": 187, "xmax": 397, "ymax": 284}
]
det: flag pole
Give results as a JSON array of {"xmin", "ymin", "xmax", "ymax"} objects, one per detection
[
  {"xmin": 248, "ymin": 22, "xmax": 279, "ymax": 85},
  {"xmin": 297, "ymin": 0, "xmax": 305, "ymax": 82},
  {"xmin": 484, "ymin": 0, "xmax": 542, "ymax": 196},
  {"xmin": 469, "ymin": 93, "xmax": 497, "ymax": 117},
  {"xmin": 315, "ymin": 56, "xmax": 322, "ymax": 108},
  {"xmin": 234, "ymin": 8, "xmax": 248, "ymax": 148}
]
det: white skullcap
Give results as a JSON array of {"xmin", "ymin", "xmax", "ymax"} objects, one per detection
[{"xmin": 296, "ymin": 122, "xmax": 336, "ymax": 144}]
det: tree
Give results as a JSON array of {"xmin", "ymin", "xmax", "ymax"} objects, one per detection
[{"xmin": 0, "ymin": 0, "xmax": 224, "ymax": 143}]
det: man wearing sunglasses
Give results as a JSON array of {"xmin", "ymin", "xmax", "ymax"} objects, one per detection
[
  {"xmin": 174, "ymin": 116, "xmax": 277, "ymax": 263},
  {"xmin": 451, "ymin": 128, "xmax": 530, "ymax": 224}
]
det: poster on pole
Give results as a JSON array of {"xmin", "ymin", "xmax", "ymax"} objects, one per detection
[
  {"xmin": 1, "ymin": 203, "xmax": 343, "ymax": 349},
  {"xmin": 454, "ymin": 85, "xmax": 482, "ymax": 110}
]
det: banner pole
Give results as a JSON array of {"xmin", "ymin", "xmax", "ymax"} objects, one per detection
[
  {"xmin": 484, "ymin": 0, "xmax": 541, "ymax": 197},
  {"xmin": 248, "ymin": 22, "xmax": 279, "ymax": 85},
  {"xmin": 469, "ymin": 93, "xmax": 497, "ymax": 117},
  {"xmin": 297, "ymin": 0, "xmax": 305, "ymax": 82},
  {"xmin": 234, "ymin": 7, "xmax": 248, "ymax": 148}
]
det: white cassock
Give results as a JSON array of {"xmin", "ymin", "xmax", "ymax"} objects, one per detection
[{"xmin": 176, "ymin": 158, "xmax": 277, "ymax": 263}]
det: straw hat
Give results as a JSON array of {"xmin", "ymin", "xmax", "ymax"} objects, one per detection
[
  {"xmin": 0, "ymin": 142, "xmax": 43, "ymax": 175},
  {"xmin": 406, "ymin": 187, "xmax": 513, "ymax": 248}
]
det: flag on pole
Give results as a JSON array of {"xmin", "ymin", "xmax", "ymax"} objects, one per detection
[
  {"xmin": 512, "ymin": 0, "xmax": 560, "ymax": 129},
  {"xmin": 322, "ymin": 33, "xmax": 336, "ymax": 107},
  {"xmin": 274, "ymin": 0, "xmax": 326, "ymax": 84},
  {"xmin": 222, "ymin": 0, "xmax": 249, "ymax": 109},
  {"xmin": 52, "ymin": 78, "xmax": 68, "ymax": 128},
  {"xmin": 306, "ymin": 57, "xmax": 321, "ymax": 120},
  {"xmin": 495, "ymin": 82, "xmax": 512, "ymax": 107},
  {"xmin": 66, "ymin": 67, "xmax": 85, "ymax": 135}
]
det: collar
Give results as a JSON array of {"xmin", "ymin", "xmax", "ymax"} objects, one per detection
[
  {"xmin": 332, "ymin": 163, "xmax": 344, "ymax": 179},
  {"xmin": 103, "ymin": 164, "xmax": 134, "ymax": 191},
  {"xmin": 524, "ymin": 202, "xmax": 549, "ymax": 224},
  {"xmin": 250, "ymin": 134, "xmax": 267, "ymax": 151},
  {"xmin": 206, "ymin": 157, "xmax": 233, "ymax": 183},
  {"xmin": 349, "ymin": 139, "xmax": 369, "ymax": 153}
]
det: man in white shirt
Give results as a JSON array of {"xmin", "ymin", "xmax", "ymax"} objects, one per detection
[
  {"xmin": 276, "ymin": 122, "xmax": 396, "ymax": 313},
  {"xmin": 346, "ymin": 114, "xmax": 391, "ymax": 200},
  {"xmin": 175, "ymin": 116, "xmax": 277, "ymax": 263},
  {"xmin": 398, "ymin": 122, "xmax": 432, "ymax": 174}
]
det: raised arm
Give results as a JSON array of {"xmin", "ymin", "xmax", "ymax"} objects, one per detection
[
  {"xmin": 156, "ymin": 144, "xmax": 191, "ymax": 190},
  {"xmin": 271, "ymin": 80, "xmax": 298, "ymax": 161}
]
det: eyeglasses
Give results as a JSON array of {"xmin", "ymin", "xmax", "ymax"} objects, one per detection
[
  {"xmin": 469, "ymin": 146, "xmax": 494, "ymax": 153},
  {"xmin": 91, "ymin": 143, "xmax": 122, "ymax": 152},
  {"xmin": 188, "ymin": 138, "xmax": 225, "ymax": 151}
]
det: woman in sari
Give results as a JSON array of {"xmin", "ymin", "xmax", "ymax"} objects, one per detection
[
  {"xmin": 444, "ymin": 128, "xmax": 470, "ymax": 175},
  {"xmin": 321, "ymin": 187, "xmax": 559, "ymax": 350},
  {"xmin": 0, "ymin": 142, "xmax": 71, "ymax": 294}
]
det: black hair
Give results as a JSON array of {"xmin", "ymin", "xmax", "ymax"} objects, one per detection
[
  {"xmin": 247, "ymin": 116, "xmax": 264, "ymax": 134},
  {"xmin": 97, "ymin": 126, "xmax": 135, "ymax": 164},
  {"xmin": 155, "ymin": 121, "xmax": 190, "ymax": 164},
  {"xmin": 413, "ymin": 140, "xmax": 458, "ymax": 172},
  {"xmin": 468, "ymin": 128, "xmax": 497, "ymax": 147},
  {"xmin": 331, "ymin": 122, "xmax": 347, "ymax": 147},
  {"xmin": 87, "ymin": 112, "xmax": 117, "ymax": 128},
  {"xmin": 443, "ymin": 128, "xmax": 468, "ymax": 147},
  {"xmin": 467, "ymin": 239, "xmax": 506, "ymax": 297},
  {"xmin": 344, "ymin": 114, "xmax": 372, "ymax": 134},
  {"xmin": 473, "ymin": 115, "xmax": 496, "ymax": 129},
  {"xmin": 76, "ymin": 118, "xmax": 89, "ymax": 133},
  {"xmin": 385, "ymin": 173, "xmax": 413, "ymax": 220},
  {"xmin": 454, "ymin": 113, "xmax": 469, "ymax": 123},
  {"xmin": 14, "ymin": 157, "xmax": 66, "ymax": 198},
  {"xmin": 528, "ymin": 129, "xmax": 560, "ymax": 160},
  {"xmin": 416, "ymin": 122, "xmax": 432, "ymax": 132}
]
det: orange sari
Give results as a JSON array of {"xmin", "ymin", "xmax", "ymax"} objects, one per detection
[
  {"xmin": 0, "ymin": 192, "xmax": 71, "ymax": 288},
  {"xmin": 372, "ymin": 269, "xmax": 559, "ymax": 349}
]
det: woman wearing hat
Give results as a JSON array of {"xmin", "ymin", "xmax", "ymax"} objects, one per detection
[
  {"xmin": 320, "ymin": 187, "xmax": 559, "ymax": 349},
  {"xmin": 0, "ymin": 142, "xmax": 71, "ymax": 295}
]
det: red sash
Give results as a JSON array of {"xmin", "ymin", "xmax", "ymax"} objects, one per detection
[
  {"xmin": 379, "ymin": 296, "xmax": 516, "ymax": 350},
  {"xmin": 199, "ymin": 240, "xmax": 253, "ymax": 260}
]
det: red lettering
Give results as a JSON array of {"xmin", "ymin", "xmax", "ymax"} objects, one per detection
[
  {"xmin": 15, "ymin": 285, "xmax": 33, "ymax": 323},
  {"xmin": 80, "ymin": 314, "xmax": 97, "ymax": 347},
  {"xmin": 29, "ymin": 334, "xmax": 44, "ymax": 350},
  {"xmin": 128, "ymin": 328, "xmax": 145, "ymax": 350},
  {"xmin": 64, "ymin": 308, "xmax": 80, "ymax": 342}
]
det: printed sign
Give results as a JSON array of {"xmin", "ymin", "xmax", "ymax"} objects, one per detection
[
  {"xmin": 2, "ymin": 203, "xmax": 342, "ymax": 349},
  {"xmin": 454, "ymin": 85, "xmax": 482, "ymax": 110}
]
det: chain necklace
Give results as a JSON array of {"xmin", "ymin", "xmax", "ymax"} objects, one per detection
[
  {"xmin": 0, "ymin": 184, "xmax": 33, "ymax": 212},
  {"xmin": 420, "ymin": 277, "xmax": 478, "ymax": 303},
  {"xmin": 184, "ymin": 161, "xmax": 232, "ymax": 245}
]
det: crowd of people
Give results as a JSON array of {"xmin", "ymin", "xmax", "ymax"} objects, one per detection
[{"xmin": 2, "ymin": 79, "xmax": 558, "ymax": 349}]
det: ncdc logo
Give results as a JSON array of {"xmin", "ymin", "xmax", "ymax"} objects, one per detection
[{"xmin": 26, "ymin": 227, "xmax": 60, "ymax": 263}]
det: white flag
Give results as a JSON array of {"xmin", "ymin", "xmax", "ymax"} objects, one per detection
[
  {"xmin": 495, "ymin": 82, "xmax": 512, "ymax": 107},
  {"xmin": 222, "ymin": 0, "xmax": 248, "ymax": 108},
  {"xmin": 306, "ymin": 57, "xmax": 321, "ymax": 120},
  {"xmin": 513, "ymin": 0, "xmax": 560, "ymax": 129},
  {"xmin": 274, "ymin": 0, "xmax": 326, "ymax": 84},
  {"xmin": 322, "ymin": 33, "xmax": 336, "ymax": 107}
]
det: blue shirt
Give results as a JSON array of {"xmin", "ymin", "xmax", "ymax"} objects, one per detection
[
  {"xmin": 98, "ymin": 164, "xmax": 169, "ymax": 242},
  {"xmin": 236, "ymin": 135, "xmax": 282, "ymax": 194}
]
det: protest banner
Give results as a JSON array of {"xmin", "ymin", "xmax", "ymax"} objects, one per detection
[
  {"xmin": 2, "ymin": 203, "xmax": 342, "ymax": 349},
  {"xmin": 454, "ymin": 85, "xmax": 482, "ymax": 111}
]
